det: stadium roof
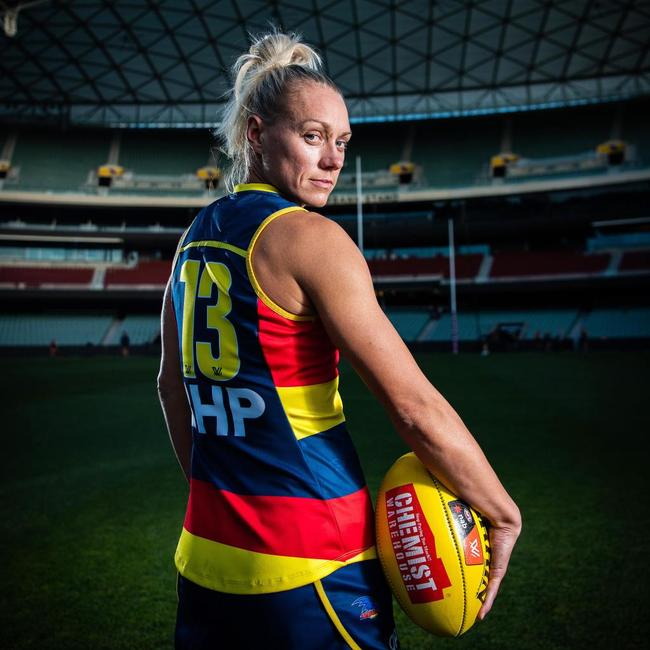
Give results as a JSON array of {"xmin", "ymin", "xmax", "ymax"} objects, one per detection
[{"xmin": 1, "ymin": 0, "xmax": 649, "ymax": 127}]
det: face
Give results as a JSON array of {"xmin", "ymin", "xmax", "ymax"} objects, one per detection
[{"xmin": 248, "ymin": 81, "xmax": 351, "ymax": 208}]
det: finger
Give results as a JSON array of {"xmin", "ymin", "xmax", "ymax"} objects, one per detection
[
  {"xmin": 477, "ymin": 527, "xmax": 518, "ymax": 621},
  {"xmin": 478, "ymin": 573, "xmax": 503, "ymax": 620}
]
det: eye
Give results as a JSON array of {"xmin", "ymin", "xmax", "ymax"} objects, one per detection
[
  {"xmin": 304, "ymin": 132, "xmax": 322, "ymax": 144},
  {"xmin": 336, "ymin": 139, "xmax": 349, "ymax": 151}
]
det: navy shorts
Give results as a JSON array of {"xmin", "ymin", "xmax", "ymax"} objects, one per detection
[{"xmin": 175, "ymin": 559, "xmax": 399, "ymax": 649}]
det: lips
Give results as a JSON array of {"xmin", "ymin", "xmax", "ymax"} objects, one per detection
[{"xmin": 310, "ymin": 179, "xmax": 333, "ymax": 189}]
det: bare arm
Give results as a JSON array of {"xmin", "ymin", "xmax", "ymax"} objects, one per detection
[
  {"xmin": 157, "ymin": 279, "xmax": 192, "ymax": 483},
  {"xmin": 254, "ymin": 212, "xmax": 521, "ymax": 619}
]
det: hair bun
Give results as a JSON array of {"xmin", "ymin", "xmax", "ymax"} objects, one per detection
[{"xmin": 250, "ymin": 31, "xmax": 321, "ymax": 71}]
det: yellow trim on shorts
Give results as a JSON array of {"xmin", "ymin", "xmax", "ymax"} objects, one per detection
[
  {"xmin": 176, "ymin": 527, "xmax": 377, "ymax": 595},
  {"xmin": 246, "ymin": 206, "xmax": 314, "ymax": 322},
  {"xmin": 179, "ymin": 239, "xmax": 247, "ymax": 257},
  {"xmin": 314, "ymin": 580, "xmax": 363, "ymax": 650},
  {"xmin": 234, "ymin": 183, "xmax": 280, "ymax": 194}
]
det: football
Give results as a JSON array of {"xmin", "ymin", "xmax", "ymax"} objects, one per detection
[{"xmin": 375, "ymin": 452, "xmax": 491, "ymax": 637}]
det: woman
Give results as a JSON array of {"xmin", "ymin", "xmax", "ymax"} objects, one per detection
[{"xmin": 157, "ymin": 31, "xmax": 521, "ymax": 650}]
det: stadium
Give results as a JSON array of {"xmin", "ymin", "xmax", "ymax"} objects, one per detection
[{"xmin": 1, "ymin": 1, "xmax": 648, "ymax": 648}]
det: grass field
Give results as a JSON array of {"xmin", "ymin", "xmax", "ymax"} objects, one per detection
[{"xmin": 1, "ymin": 351, "xmax": 648, "ymax": 649}]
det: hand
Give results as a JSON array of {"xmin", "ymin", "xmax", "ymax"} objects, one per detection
[{"xmin": 478, "ymin": 518, "xmax": 521, "ymax": 621}]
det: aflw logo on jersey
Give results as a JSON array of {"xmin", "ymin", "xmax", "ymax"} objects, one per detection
[{"xmin": 385, "ymin": 484, "xmax": 452, "ymax": 603}]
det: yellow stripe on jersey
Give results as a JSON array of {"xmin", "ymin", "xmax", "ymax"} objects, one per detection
[
  {"xmin": 180, "ymin": 240, "xmax": 247, "ymax": 257},
  {"xmin": 275, "ymin": 377, "xmax": 345, "ymax": 440},
  {"xmin": 247, "ymin": 205, "xmax": 313, "ymax": 322},
  {"xmin": 234, "ymin": 182, "xmax": 281, "ymax": 194},
  {"xmin": 175, "ymin": 527, "xmax": 376, "ymax": 595}
]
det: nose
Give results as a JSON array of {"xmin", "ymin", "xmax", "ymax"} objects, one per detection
[{"xmin": 319, "ymin": 141, "xmax": 344, "ymax": 171}]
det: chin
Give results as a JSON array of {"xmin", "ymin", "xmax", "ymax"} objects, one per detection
[
  {"xmin": 301, "ymin": 190, "xmax": 331, "ymax": 208},
  {"xmin": 306, "ymin": 196, "xmax": 328, "ymax": 208}
]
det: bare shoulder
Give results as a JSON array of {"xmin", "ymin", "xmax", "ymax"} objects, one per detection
[
  {"xmin": 265, "ymin": 209, "xmax": 352, "ymax": 245},
  {"xmin": 250, "ymin": 208, "xmax": 368, "ymax": 317},
  {"xmin": 261, "ymin": 209, "xmax": 364, "ymax": 270}
]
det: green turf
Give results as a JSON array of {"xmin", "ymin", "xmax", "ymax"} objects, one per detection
[{"xmin": 1, "ymin": 352, "xmax": 648, "ymax": 649}]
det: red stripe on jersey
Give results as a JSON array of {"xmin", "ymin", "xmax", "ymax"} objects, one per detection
[
  {"xmin": 184, "ymin": 478, "xmax": 374, "ymax": 560},
  {"xmin": 257, "ymin": 300, "xmax": 339, "ymax": 387}
]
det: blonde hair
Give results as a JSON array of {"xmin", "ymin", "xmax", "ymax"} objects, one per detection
[{"xmin": 216, "ymin": 31, "xmax": 339, "ymax": 192}]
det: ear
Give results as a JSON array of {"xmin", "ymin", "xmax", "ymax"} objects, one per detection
[{"xmin": 247, "ymin": 115, "xmax": 264, "ymax": 155}]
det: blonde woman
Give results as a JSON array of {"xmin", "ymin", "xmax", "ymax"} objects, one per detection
[{"xmin": 158, "ymin": 31, "xmax": 520, "ymax": 650}]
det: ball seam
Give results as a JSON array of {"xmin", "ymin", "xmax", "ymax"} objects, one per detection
[{"xmin": 431, "ymin": 475, "xmax": 467, "ymax": 637}]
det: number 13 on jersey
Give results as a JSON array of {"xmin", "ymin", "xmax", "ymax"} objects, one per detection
[{"xmin": 178, "ymin": 259, "xmax": 240, "ymax": 381}]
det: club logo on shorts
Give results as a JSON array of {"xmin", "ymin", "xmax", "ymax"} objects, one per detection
[{"xmin": 352, "ymin": 596, "xmax": 379, "ymax": 620}]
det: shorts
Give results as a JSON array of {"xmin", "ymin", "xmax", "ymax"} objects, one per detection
[{"xmin": 175, "ymin": 559, "xmax": 399, "ymax": 649}]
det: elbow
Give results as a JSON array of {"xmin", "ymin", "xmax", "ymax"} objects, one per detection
[
  {"xmin": 157, "ymin": 367, "xmax": 181, "ymax": 401},
  {"xmin": 156, "ymin": 375, "xmax": 167, "ymax": 400},
  {"xmin": 390, "ymin": 389, "xmax": 449, "ymax": 445}
]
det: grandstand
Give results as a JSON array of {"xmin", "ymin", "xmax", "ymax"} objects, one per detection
[
  {"xmin": 3, "ymin": 100, "xmax": 649, "ymax": 199},
  {"xmin": 1, "ymin": 2, "xmax": 649, "ymax": 355},
  {"xmin": 104, "ymin": 260, "xmax": 170, "ymax": 289},
  {"xmin": 2, "ymin": 115, "xmax": 649, "ymax": 351},
  {"xmin": 2, "ymin": 209, "xmax": 649, "ymax": 350},
  {"xmin": 0, "ymin": 313, "xmax": 113, "ymax": 347}
]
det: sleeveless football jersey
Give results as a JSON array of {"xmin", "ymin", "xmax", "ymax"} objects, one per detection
[{"xmin": 171, "ymin": 183, "xmax": 376, "ymax": 595}]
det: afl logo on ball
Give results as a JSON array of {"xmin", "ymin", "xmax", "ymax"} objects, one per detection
[{"xmin": 448, "ymin": 500, "xmax": 484, "ymax": 566}]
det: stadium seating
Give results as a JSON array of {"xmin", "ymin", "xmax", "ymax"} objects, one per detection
[
  {"xmin": 369, "ymin": 257, "xmax": 446, "ymax": 277},
  {"xmin": 0, "ymin": 314, "xmax": 112, "ymax": 346},
  {"xmin": 1, "ymin": 305, "xmax": 647, "ymax": 348},
  {"xmin": 3, "ymin": 128, "xmax": 215, "ymax": 194},
  {"xmin": 474, "ymin": 309, "xmax": 578, "ymax": 340},
  {"xmin": 622, "ymin": 100, "xmax": 650, "ymax": 167},
  {"xmin": 410, "ymin": 117, "xmax": 501, "ymax": 187},
  {"xmin": 114, "ymin": 315, "xmax": 161, "ymax": 345},
  {"xmin": 420, "ymin": 309, "xmax": 580, "ymax": 342},
  {"xmin": 0, "ymin": 266, "xmax": 94, "ymax": 287},
  {"xmin": 406, "ymin": 307, "xmax": 650, "ymax": 343},
  {"xmin": 104, "ymin": 260, "xmax": 171, "ymax": 287},
  {"xmin": 366, "ymin": 244, "xmax": 486, "ymax": 258},
  {"xmin": 4, "ymin": 245, "xmax": 642, "ymax": 294},
  {"xmin": 342, "ymin": 122, "xmax": 407, "ymax": 174},
  {"xmin": 118, "ymin": 130, "xmax": 213, "ymax": 176},
  {"xmin": 581, "ymin": 307, "xmax": 650, "ymax": 339},
  {"xmin": 8, "ymin": 128, "xmax": 111, "ymax": 191},
  {"xmin": 2, "ymin": 99, "xmax": 649, "ymax": 195},
  {"xmin": 384, "ymin": 309, "xmax": 432, "ymax": 341},
  {"xmin": 587, "ymin": 232, "xmax": 650, "ymax": 251},
  {"xmin": 619, "ymin": 250, "xmax": 650, "ymax": 272},
  {"xmin": 502, "ymin": 151, "xmax": 609, "ymax": 181},
  {"xmin": 511, "ymin": 106, "xmax": 611, "ymax": 160},
  {"xmin": 490, "ymin": 251, "xmax": 610, "ymax": 278},
  {"xmin": 452, "ymin": 254, "xmax": 485, "ymax": 280},
  {"xmin": 424, "ymin": 312, "xmax": 482, "ymax": 342},
  {"xmin": 368, "ymin": 254, "xmax": 483, "ymax": 279}
]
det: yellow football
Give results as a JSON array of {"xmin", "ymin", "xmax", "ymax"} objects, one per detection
[{"xmin": 375, "ymin": 452, "xmax": 491, "ymax": 637}]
